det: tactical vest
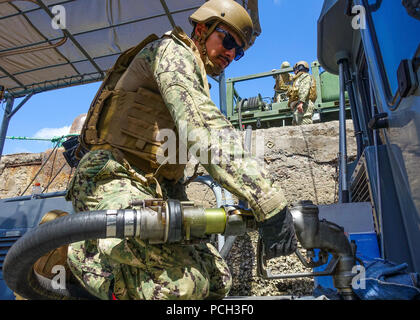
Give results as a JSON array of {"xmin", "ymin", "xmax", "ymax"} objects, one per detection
[
  {"xmin": 80, "ymin": 29, "xmax": 200, "ymax": 182},
  {"xmin": 274, "ymin": 73, "xmax": 292, "ymax": 92},
  {"xmin": 287, "ymin": 72, "xmax": 317, "ymax": 103},
  {"xmin": 308, "ymin": 75, "xmax": 318, "ymax": 102}
]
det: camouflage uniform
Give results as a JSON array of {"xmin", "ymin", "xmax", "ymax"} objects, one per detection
[
  {"xmin": 274, "ymin": 72, "xmax": 293, "ymax": 103},
  {"xmin": 288, "ymin": 72, "xmax": 315, "ymax": 125},
  {"xmin": 66, "ymin": 27, "xmax": 287, "ymax": 300}
]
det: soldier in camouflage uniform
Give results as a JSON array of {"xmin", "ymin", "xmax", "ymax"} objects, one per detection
[
  {"xmin": 288, "ymin": 61, "xmax": 317, "ymax": 125},
  {"xmin": 66, "ymin": 0, "xmax": 297, "ymax": 300},
  {"xmin": 273, "ymin": 61, "xmax": 293, "ymax": 103}
]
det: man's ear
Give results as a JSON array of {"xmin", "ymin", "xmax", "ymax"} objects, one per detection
[{"xmin": 194, "ymin": 23, "xmax": 208, "ymax": 39}]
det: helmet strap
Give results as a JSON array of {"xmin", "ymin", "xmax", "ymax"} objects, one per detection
[{"xmin": 195, "ymin": 21, "xmax": 224, "ymax": 76}]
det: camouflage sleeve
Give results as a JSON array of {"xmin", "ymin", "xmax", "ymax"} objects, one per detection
[
  {"xmin": 153, "ymin": 40, "xmax": 287, "ymax": 222},
  {"xmin": 279, "ymin": 74, "xmax": 293, "ymax": 91},
  {"xmin": 297, "ymin": 74, "xmax": 312, "ymax": 102},
  {"xmin": 274, "ymin": 75, "xmax": 280, "ymax": 91}
]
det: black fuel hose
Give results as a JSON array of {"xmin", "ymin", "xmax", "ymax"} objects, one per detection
[
  {"xmin": 4, "ymin": 210, "xmax": 115, "ymax": 300},
  {"xmin": 4, "ymin": 200, "xmax": 184, "ymax": 300}
]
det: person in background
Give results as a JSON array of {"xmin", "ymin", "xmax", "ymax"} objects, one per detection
[
  {"xmin": 273, "ymin": 61, "xmax": 293, "ymax": 103},
  {"xmin": 287, "ymin": 61, "xmax": 317, "ymax": 125}
]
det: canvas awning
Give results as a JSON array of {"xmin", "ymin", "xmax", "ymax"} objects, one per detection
[{"xmin": 0, "ymin": 0, "xmax": 261, "ymax": 98}]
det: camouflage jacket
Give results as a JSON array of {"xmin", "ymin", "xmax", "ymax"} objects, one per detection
[
  {"xmin": 288, "ymin": 72, "xmax": 313, "ymax": 103},
  {"xmin": 115, "ymin": 27, "xmax": 287, "ymax": 222},
  {"xmin": 274, "ymin": 72, "xmax": 293, "ymax": 92}
]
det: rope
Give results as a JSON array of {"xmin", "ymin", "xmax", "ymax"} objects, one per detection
[
  {"xmin": 42, "ymin": 162, "xmax": 67, "ymax": 193},
  {"xmin": 15, "ymin": 134, "xmax": 78, "ymax": 196},
  {"xmin": 45, "ymin": 143, "xmax": 59, "ymax": 193},
  {"xmin": 6, "ymin": 134, "xmax": 78, "ymax": 146},
  {"xmin": 19, "ymin": 142, "xmax": 60, "ymax": 196}
]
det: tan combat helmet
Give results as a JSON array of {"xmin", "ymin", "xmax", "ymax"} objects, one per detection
[
  {"xmin": 281, "ymin": 61, "xmax": 291, "ymax": 69},
  {"xmin": 189, "ymin": 0, "xmax": 254, "ymax": 50},
  {"xmin": 294, "ymin": 61, "xmax": 310, "ymax": 71}
]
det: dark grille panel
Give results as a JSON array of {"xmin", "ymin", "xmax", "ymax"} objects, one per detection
[
  {"xmin": 349, "ymin": 155, "xmax": 380, "ymax": 234},
  {"xmin": 0, "ymin": 236, "xmax": 20, "ymax": 272},
  {"xmin": 350, "ymin": 159, "xmax": 371, "ymax": 203}
]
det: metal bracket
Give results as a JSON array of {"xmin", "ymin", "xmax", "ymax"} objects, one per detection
[
  {"xmin": 256, "ymin": 236, "xmax": 339, "ymax": 280},
  {"xmin": 368, "ymin": 112, "xmax": 389, "ymax": 130},
  {"xmin": 295, "ymin": 248, "xmax": 329, "ymax": 268}
]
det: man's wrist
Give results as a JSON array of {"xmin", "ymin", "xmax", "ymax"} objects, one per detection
[{"xmin": 259, "ymin": 204, "xmax": 288, "ymax": 224}]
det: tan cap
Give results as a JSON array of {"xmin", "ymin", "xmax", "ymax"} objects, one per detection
[
  {"xmin": 190, "ymin": 0, "xmax": 254, "ymax": 50},
  {"xmin": 281, "ymin": 61, "xmax": 291, "ymax": 68}
]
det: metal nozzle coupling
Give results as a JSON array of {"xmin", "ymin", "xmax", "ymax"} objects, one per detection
[{"xmin": 107, "ymin": 199, "xmax": 253, "ymax": 244}]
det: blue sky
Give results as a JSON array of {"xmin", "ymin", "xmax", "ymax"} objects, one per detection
[{"xmin": 2, "ymin": 0, "xmax": 324, "ymax": 155}]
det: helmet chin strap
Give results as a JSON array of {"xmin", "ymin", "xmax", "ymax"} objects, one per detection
[{"xmin": 196, "ymin": 21, "xmax": 225, "ymax": 76}]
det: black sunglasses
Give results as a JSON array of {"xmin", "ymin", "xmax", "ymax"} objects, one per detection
[{"xmin": 214, "ymin": 27, "xmax": 245, "ymax": 61}]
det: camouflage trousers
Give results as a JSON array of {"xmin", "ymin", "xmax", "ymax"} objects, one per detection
[
  {"xmin": 291, "ymin": 101, "xmax": 314, "ymax": 126},
  {"xmin": 65, "ymin": 150, "xmax": 232, "ymax": 300}
]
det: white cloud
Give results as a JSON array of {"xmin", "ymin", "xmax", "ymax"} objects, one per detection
[{"xmin": 34, "ymin": 125, "xmax": 71, "ymax": 139}]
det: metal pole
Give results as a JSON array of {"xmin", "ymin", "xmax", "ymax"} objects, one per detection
[
  {"xmin": 0, "ymin": 95, "xmax": 14, "ymax": 159},
  {"xmin": 369, "ymin": 71, "xmax": 385, "ymax": 259},
  {"xmin": 342, "ymin": 60, "xmax": 363, "ymax": 161},
  {"xmin": 338, "ymin": 60, "xmax": 349, "ymax": 203},
  {"xmin": 8, "ymin": 93, "xmax": 33, "ymax": 119}
]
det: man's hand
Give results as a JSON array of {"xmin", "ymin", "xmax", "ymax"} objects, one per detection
[
  {"xmin": 289, "ymin": 101, "xmax": 297, "ymax": 111},
  {"xmin": 297, "ymin": 102, "xmax": 304, "ymax": 113},
  {"xmin": 257, "ymin": 207, "xmax": 297, "ymax": 258}
]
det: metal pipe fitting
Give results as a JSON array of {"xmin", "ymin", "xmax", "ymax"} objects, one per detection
[{"xmin": 290, "ymin": 201, "xmax": 356, "ymax": 299}]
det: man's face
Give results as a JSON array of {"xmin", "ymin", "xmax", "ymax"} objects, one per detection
[{"xmin": 198, "ymin": 23, "xmax": 244, "ymax": 71}]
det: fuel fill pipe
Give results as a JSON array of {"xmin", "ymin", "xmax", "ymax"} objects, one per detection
[{"xmin": 3, "ymin": 199, "xmax": 253, "ymax": 300}]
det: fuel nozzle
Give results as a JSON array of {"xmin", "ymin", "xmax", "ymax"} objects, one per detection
[{"xmin": 257, "ymin": 200, "xmax": 357, "ymax": 300}]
